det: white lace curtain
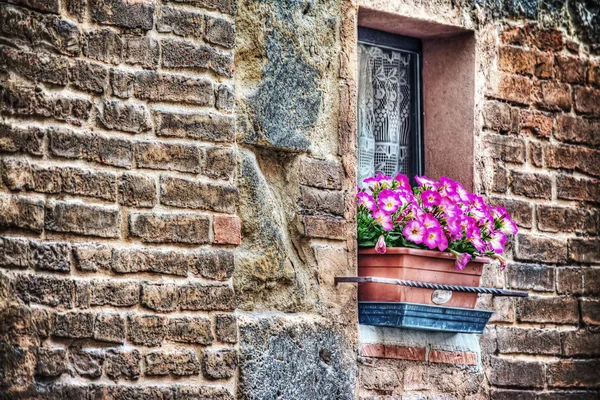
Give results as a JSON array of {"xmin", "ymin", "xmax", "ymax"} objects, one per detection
[{"xmin": 358, "ymin": 43, "xmax": 412, "ymax": 187}]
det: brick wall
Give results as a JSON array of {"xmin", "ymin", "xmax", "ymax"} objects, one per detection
[
  {"xmin": 479, "ymin": 22, "xmax": 600, "ymax": 398},
  {"xmin": 0, "ymin": 0, "xmax": 240, "ymax": 398}
]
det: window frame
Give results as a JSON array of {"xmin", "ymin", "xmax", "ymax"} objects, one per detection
[{"xmin": 357, "ymin": 26, "xmax": 425, "ymax": 181}]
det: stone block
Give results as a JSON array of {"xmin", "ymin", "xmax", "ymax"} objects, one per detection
[
  {"xmin": 134, "ymin": 71, "xmax": 213, "ymax": 105},
  {"xmin": 54, "ymin": 312, "xmax": 94, "ymax": 338},
  {"xmin": 154, "ymin": 111, "xmax": 235, "ymax": 142},
  {"xmin": 124, "ymin": 36, "xmax": 160, "ymax": 69},
  {"xmin": 547, "ymin": 360, "xmax": 600, "ymax": 388},
  {"xmin": 70, "ymin": 59, "xmax": 109, "ymax": 94},
  {"xmin": 32, "ymin": 241, "xmax": 71, "ymax": 272},
  {"xmin": 537, "ymin": 205, "xmax": 597, "ymax": 234},
  {"xmin": 0, "ymin": 193, "xmax": 44, "ymax": 232},
  {"xmin": 83, "ymin": 28, "xmax": 123, "ymax": 65},
  {"xmin": 0, "ymin": 123, "xmax": 44, "ymax": 156},
  {"xmin": 299, "ymin": 157, "xmax": 343, "ymax": 190},
  {"xmin": 581, "ymin": 299, "xmax": 600, "ymax": 326},
  {"xmin": 556, "ymin": 55, "xmax": 587, "ymax": 83},
  {"xmin": 489, "ymin": 357, "xmax": 545, "ymax": 388},
  {"xmin": 535, "ymin": 81, "xmax": 572, "ymax": 111},
  {"xmin": 510, "ymin": 171, "xmax": 552, "ymax": 199},
  {"xmin": 561, "ymin": 330, "xmax": 600, "ymax": 357},
  {"xmin": 0, "ymin": 237, "xmax": 32, "ymax": 269},
  {"xmin": 157, "ymin": 5, "xmax": 204, "ymax": 38},
  {"xmin": 496, "ymin": 326, "xmax": 560, "ymax": 355},
  {"xmin": 97, "ymin": 100, "xmax": 151, "ymax": 133},
  {"xmin": 110, "ymin": 69, "xmax": 134, "ymax": 98},
  {"xmin": 216, "ymin": 84, "xmax": 234, "ymax": 112},
  {"xmin": 136, "ymin": 142, "xmax": 201, "ymax": 173},
  {"xmin": 492, "ymin": 73, "xmax": 532, "ymax": 105},
  {"xmin": 73, "ymin": 243, "xmax": 113, "ymax": 273},
  {"xmin": 498, "ymin": 46, "xmax": 535, "ymax": 75},
  {"xmin": 14, "ymin": 273, "xmax": 74, "ymax": 308},
  {"xmin": 203, "ymin": 146, "xmax": 236, "ymax": 181},
  {"xmin": 178, "ymin": 283, "xmax": 235, "ymax": 311},
  {"xmin": 118, "ymin": 173, "xmax": 157, "ymax": 208},
  {"xmin": 94, "ymin": 314, "xmax": 125, "ymax": 343},
  {"xmin": 90, "ymin": 0, "xmax": 155, "ymax": 30},
  {"xmin": 482, "ymin": 133, "xmax": 526, "ymax": 163},
  {"xmin": 520, "ymin": 109, "xmax": 553, "ymax": 138},
  {"xmin": 515, "ymin": 234, "xmax": 567, "ymax": 264},
  {"xmin": 488, "ymin": 197, "xmax": 533, "ymax": 228},
  {"xmin": 303, "ymin": 215, "xmax": 345, "ymax": 240},
  {"xmin": 517, "ymin": 296, "xmax": 578, "ymax": 324},
  {"xmin": 127, "ymin": 314, "xmax": 166, "ymax": 347},
  {"xmin": 574, "ymin": 86, "xmax": 600, "ymax": 116},
  {"xmin": 90, "ymin": 280, "xmax": 139, "ymax": 307},
  {"xmin": 212, "ymin": 216, "xmax": 241, "ymax": 246},
  {"xmin": 141, "ymin": 282, "xmax": 179, "ymax": 312},
  {"xmin": 215, "ymin": 313, "xmax": 237, "ymax": 344},
  {"xmin": 114, "ymin": 248, "xmax": 191, "ymax": 276},
  {"xmin": 557, "ymin": 175, "xmax": 599, "ymax": 203},
  {"xmin": 104, "ymin": 349, "xmax": 141, "ymax": 380},
  {"xmin": 205, "ymin": 16, "xmax": 235, "ymax": 48},
  {"xmin": 545, "ymin": 144, "xmax": 600, "ymax": 177},
  {"xmin": 128, "ymin": 212, "xmax": 211, "ymax": 244},
  {"xmin": 160, "ymin": 176, "xmax": 238, "ymax": 213},
  {"xmin": 36, "ymin": 348, "xmax": 67, "ymax": 377},
  {"xmin": 0, "ymin": 45, "xmax": 69, "ymax": 86},
  {"xmin": 202, "ymin": 348, "xmax": 237, "ymax": 379},
  {"xmin": 557, "ymin": 267, "xmax": 600, "ymax": 295},
  {"xmin": 146, "ymin": 350, "xmax": 200, "ymax": 376},
  {"xmin": 45, "ymin": 199, "xmax": 121, "ymax": 238},
  {"xmin": 60, "ymin": 167, "xmax": 117, "ymax": 201},
  {"xmin": 568, "ymin": 239, "xmax": 600, "ymax": 264},
  {"xmin": 167, "ymin": 316, "xmax": 213, "ymax": 345},
  {"xmin": 555, "ymin": 115, "xmax": 600, "ymax": 147},
  {"xmin": 161, "ymin": 39, "xmax": 233, "ymax": 77},
  {"xmin": 69, "ymin": 347, "xmax": 104, "ymax": 378},
  {"xmin": 300, "ymin": 186, "xmax": 345, "ymax": 216},
  {"xmin": 505, "ymin": 262, "xmax": 554, "ymax": 292}
]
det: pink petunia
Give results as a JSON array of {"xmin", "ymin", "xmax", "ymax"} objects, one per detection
[
  {"xmin": 373, "ymin": 209, "xmax": 394, "ymax": 231},
  {"xmin": 415, "ymin": 175, "xmax": 438, "ymax": 189},
  {"xmin": 498, "ymin": 217, "xmax": 518, "ymax": 235},
  {"xmin": 421, "ymin": 190, "xmax": 442, "ymax": 207},
  {"xmin": 375, "ymin": 235, "xmax": 387, "ymax": 254},
  {"xmin": 437, "ymin": 233, "xmax": 448, "ymax": 252},
  {"xmin": 357, "ymin": 192, "xmax": 377, "ymax": 212},
  {"xmin": 452, "ymin": 251, "xmax": 472, "ymax": 271},
  {"xmin": 488, "ymin": 231, "xmax": 507, "ymax": 254},
  {"xmin": 403, "ymin": 220, "xmax": 425, "ymax": 244},
  {"xmin": 423, "ymin": 228, "xmax": 444, "ymax": 250},
  {"xmin": 446, "ymin": 216, "xmax": 462, "ymax": 236},
  {"xmin": 492, "ymin": 253, "xmax": 508, "ymax": 270},
  {"xmin": 439, "ymin": 176, "xmax": 457, "ymax": 197},
  {"xmin": 378, "ymin": 189, "xmax": 401, "ymax": 213},
  {"xmin": 421, "ymin": 213, "xmax": 440, "ymax": 230},
  {"xmin": 394, "ymin": 174, "xmax": 411, "ymax": 191}
]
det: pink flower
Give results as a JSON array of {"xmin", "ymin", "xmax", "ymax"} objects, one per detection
[
  {"xmin": 373, "ymin": 209, "xmax": 394, "ymax": 231},
  {"xmin": 439, "ymin": 176, "xmax": 457, "ymax": 197},
  {"xmin": 378, "ymin": 189, "xmax": 401, "ymax": 213},
  {"xmin": 488, "ymin": 231, "xmax": 507, "ymax": 254},
  {"xmin": 454, "ymin": 183, "xmax": 470, "ymax": 203},
  {"xmin": 403, "ymin": 220, "xmax": 425, "ymax": 244},
  {"xmin": 421, "ymin": 190, "xmax": 442, "ymax": 207},
  {"xmin": 437, "ymin": 233, "xmax": 448, "ymax": 252},
  {"xmin": 357, "ymin": 192, "xmax": 377, "ymax": 212},
  {"xmin": 415, "ymin": 175, "xmax": 437, "ymax": 189},
  {"xmin": 468, "ymin": 194, "xmax": 485, "ymax": 209},
  {"xmin": 446, "ymin": 216, "xmax": 462, "ymax": 236},
  {"xmin": 498, "ymin": 217, "xmax": 518, "ymax": 235},
  {"xmin": 375, "ymin": 235, "xmax": 386, "ymax": 254},
  {"xmin": 450, "ymin": 250, "xmax": 472, "ymax": 271},
  {"xmin": 439, "ymin": 197, "xmax": 460, "ymax": 217},
  {"xmin": 492, "ymin": 253, "xmax": 508, "ymax": 270},
  {"xmin": 421, "ymin": 213, "xmax": 440, "ymax": 230},
  {"xmin": 469, "ymin": 231, "xmax": 487, "ymax": 252},
  {"xmin": 423, "ymin": 228, "xmax": 444, "ymax": 250},
  {"xmin": 394, "ymin": 174, "xmax": 411, "ymax": 190}
]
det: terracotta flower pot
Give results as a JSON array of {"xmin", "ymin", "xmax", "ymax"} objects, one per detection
[{"xmin": 358, "ymin": 247, "xmax": 491, "ymax": 309}]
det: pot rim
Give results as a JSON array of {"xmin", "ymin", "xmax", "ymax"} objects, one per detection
[{"xmin": 358, "ymin": 246, "xmax": 492, "ymax": 264}]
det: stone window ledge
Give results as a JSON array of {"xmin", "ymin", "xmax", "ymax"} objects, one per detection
[{"xmin": 359, "ymin": 325, "xmax": 481, "ymax": 368}]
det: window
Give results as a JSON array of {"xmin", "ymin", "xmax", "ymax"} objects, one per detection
[{"xmin": 357, "ymin": 27, "xmax": 424, "ymax": 187}]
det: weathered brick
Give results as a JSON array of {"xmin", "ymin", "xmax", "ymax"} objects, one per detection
[
  {"xmin": 161, "ymin": 39, "xmax": 233, "ymax": 77},
  {"xmin": 529, "ymin": 141, "xmax": 544, "ymax": 167},
  {"xmin": 520, "ymin": 109, "xmax": 553, "ymax": 138},
  {"xmin": 179, "ymin": 283, "xmax": 235, "ymax": 311},
  {"xmin": 104, "ymin": 349, "xmax": 141, "ymax": 380},
  {"xmin": 83, "ymin": 28, "xmax": 123, "ymax": 65},
  {"xmin": 129, "ymin": 212, "xmax": 211, "ymax": 244},
  {"xmin": 581, "ymin": 299, "xmax": 600, "ymax": 326},
  {"xmin": 299, "ymin": 157, "xmax": 343, "ymax": 190},
  {"xmin": 555, "ymin": 115, "xmax": 600, "ymax": 147},
  {"xmin": 30, "ymin": 164, "xmax": 61, "ymax": 193},
  {"xmin": 134, "ymin": 71, "xmax": 213, "ymax": 105},
  {"xmin": 428, "ymin": 350, "xmax": 476, "ymax": 365},
  {"xmin": 14, "ymin": 273, "xmax": 73, "ymax": 308},
  {"xmin": 561, "ymin": 330, "xmax": 600, "ymax": 357},
  {"xmin": 590, "ymin": 60, "xmax": 600, "ymax": 87},
  {"xmin": 483, "ymin": 133, "xmax": 526, "ymax": 163},
  {"xmin": 303, "ymin": 215, "xmax": 345, "ymax": 240},
  {"xmin": 123, "ymin": 36, "xmax": 160, "ymax": 69},
  {"xmin": 97, "ymin": 100, "xmax": 151, "ymax": 134},
  {"xmin": 202, "ymin": 348, "xmax": 237, "ymax": 379},
  {"xmin": 165, "ymin": 0, "xmax": 237, "ymax": 15},
  {"xmin": 8, "ymin": 0, "xmax": 60, "ymax": 13},
  {"xmin": 127, "ymin": 314, "xmax": 165, "ymax": 347},
  {"xmin": 535, "ymin": 51, "xmax": 554, "ymax": 78},
  {"xmin": 491, "ymin": 390, "xmax": 536, "ymax": 400},
  {"xmin": 557, "ymin": 174, "xmax": 599, "ymax": 203},
  {"xmin": 212, "ymin": 215, "xmax": 241, "ymax": 246},
  {"xmin": 545, "ymin": 144, "xmax": 600, "ymax": 177},
  {"xmin": 45, "ymin": 199, "xmax": 121, "ymax": 238},
  {"xmin": 70, "ymin": 59, "xmax": 109, "ymax": 94},
  {"xmin": 537, "ymin": 205, "xmax": 597, "ymax": 234},
  {"xmin": 114, "ymin": 248, "xmax": 191, "ymax": 276},
  {"xmin": 0, "ymin": 123, "xmax": 44, "ymax": 156},
  {"xmin": 500, "ymin": 24, "xmax": 531, "ymax": 47},
  {"xmin": 557, "ymin": 267, "xmax": 600, "ymax": 295},
  {"xmin": 568, "ymin": 239, "xmax": 600, "ymax": 264},
  {"xmin": 157, "ymin": 5, "xmax": 204, "ymax": 38},
  {"xmin": 510, "ymin": 171, "xmax": 552, "ymax": 199},
  {"xmin": 574, "ymin": 86, "xmax": 600, "ymax": 117},
  {"xmin": 54, "ymin": 312, "xmax": 94, "ymax": 338},
  {"xmin": 90, "ymin": 280, "xmax": 139, "ymax": 307},
  {"xmin": 69, "ymin": 347, "xmax": 104, "ymax": 378},
  {"xmin": 491, "ymin": 165, "xmax": 508, "ymax": 193},
  {"xmin": 94, "ymin": 313, "xmax": 125, "ymax": 343},
  {"xmin": 192, "ymin": 248, "xmax": 234, "ymax": 280},
  {"xmin": 49, "ymin": 127, "xmax": 134, "ymax": 169},
  {"xmin": 215, "ymin": 314, "xmax": 237, "ymax": 343},
  {"xmin": 0, "ymin": 193, "xmax": 44, "ymax": 232},
  {"xmin": 0, "ymin": 46, "xmax": 69, "ymax": 86},
  {"xmin": 204, "ymin": 146, "xmax": 236, "ymax": 181},
  {"xmin": 141, "ymin": 282, "xmax": 179, "ymax": 312},
  {"xmin": 496, "ymin": 326, "xmax": 560, "ymax": 355},
  {"xmin": 505, "ymin": 262, "xmax": 554, "ymax": 292},
  {"xmin": 118, "ymin": 173, "xmax": 157, "ymax": 208},
  {"xmin": 61, "ymin": 167, "xmax": 117, "ymax": 201},
  {"xmin": 32, "ymin": 241, "xmax": 71, "ymax": 272},
  {"xmin": 31, "ymin": 308, "xmax": 54, "ymax": 337},
  {"xmin": 498, "ymin": 46, "xmax": 535, "ymax": 75},
  {"xmin": 160, "ymin": 176, "xmax": 238, "ymax": 213},
  {"xmin": 66, "ymin": 0, "xmax": 86, "ymax": 21},
  {"xmin": 537, "ymin": 392, "xmax": 599, "ymax": 400},
  {"xmin": 535, "ymin": 81, "xmax": 572, "ymax": 111},
  {"xmin": 145, "ymin": 350, "xmax": 200, "ymax": 376},
  {"xmin": 216, "ymin": 84, "xmax": 234, "ymax": 112},
  {"xmin": 1, "ymin": 158, "xmax": 33, "ymax": 191},
  {"xmin": 167, "ymin": 316, "xmax": 213, "ymax": 345},
  {"xmin": 556, "ymin": 55, "xmax": 587, "ymax": 83},
  {"xmin": 517, "ymin": 296, "xmax": 578, "ymax": 324},
  {"xmin": 480, "ymin": 295, "xmax": 515, "ymax": 323},
  {"xmin": 155, "ymin": 110, "xmax": 234, "ymax": 142},
  {"xmin": 547, "ymin": 360, "xmax": 600, "ymax": 388},
  {"xmin": 36, "ymin": 348, "xmax": 67, "ymax": 377},
  {"xmin": 533, "ymin": 27, "xmax": 564, "ymax": 51},
  {"xmin": 489, "ymin": 357, "xmax": 545, "ymax": 388},
  {"xmin": 73, "ymin": 244, "xmax": 113, "ymax": 273},
  {"xmin": 300, "ymin": 186, "xmax": 345, "ymax": 216},
  {"xmin": 136, "ymin": 142, "xmax": 201, "ymax": 173},
  {"xmin": 516, "ymin": 234, "xmax": 567, "ymax": 264},
  {"xmin": 110, "ymin": 69, "xmax": 134, "ymax": 99},
  {"xmin": 205, "ymin": 16, "xmax": 235, "ymax": 48},
  {"xmin": 75, "ymin": 280, "xmax": 91, "ymax": 308},
  {"xmin": 0, "ymin": 237, "xmax": 32, "ymax": 269},
  {"xmin": 90, "ymin": 0, "xmax": 155, "ymax": 30},
  {"xmin": 492, "ymin": 73, "xmax": 532, "ymax": 105},
  {"xmin": 107, "ymin": 386, "xmax": 174, "ymax": 398}
]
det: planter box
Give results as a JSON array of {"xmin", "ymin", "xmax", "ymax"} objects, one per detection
[
  {"xmin": 358, "ymin": 247, "xmax": 491, "ymax": 309},
  {"xmin": 358, "ymin": 302, "xmax": 493, "ymax": 334}
]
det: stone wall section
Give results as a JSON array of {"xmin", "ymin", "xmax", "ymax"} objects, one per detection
[{"xmin": 0, "ymin": 0, "xmax": 240, "ymax": 398}]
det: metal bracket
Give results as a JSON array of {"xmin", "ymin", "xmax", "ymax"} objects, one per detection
[{"xmin": 335, "ymin": 276, "xmax": 529, "ymax": 297}]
